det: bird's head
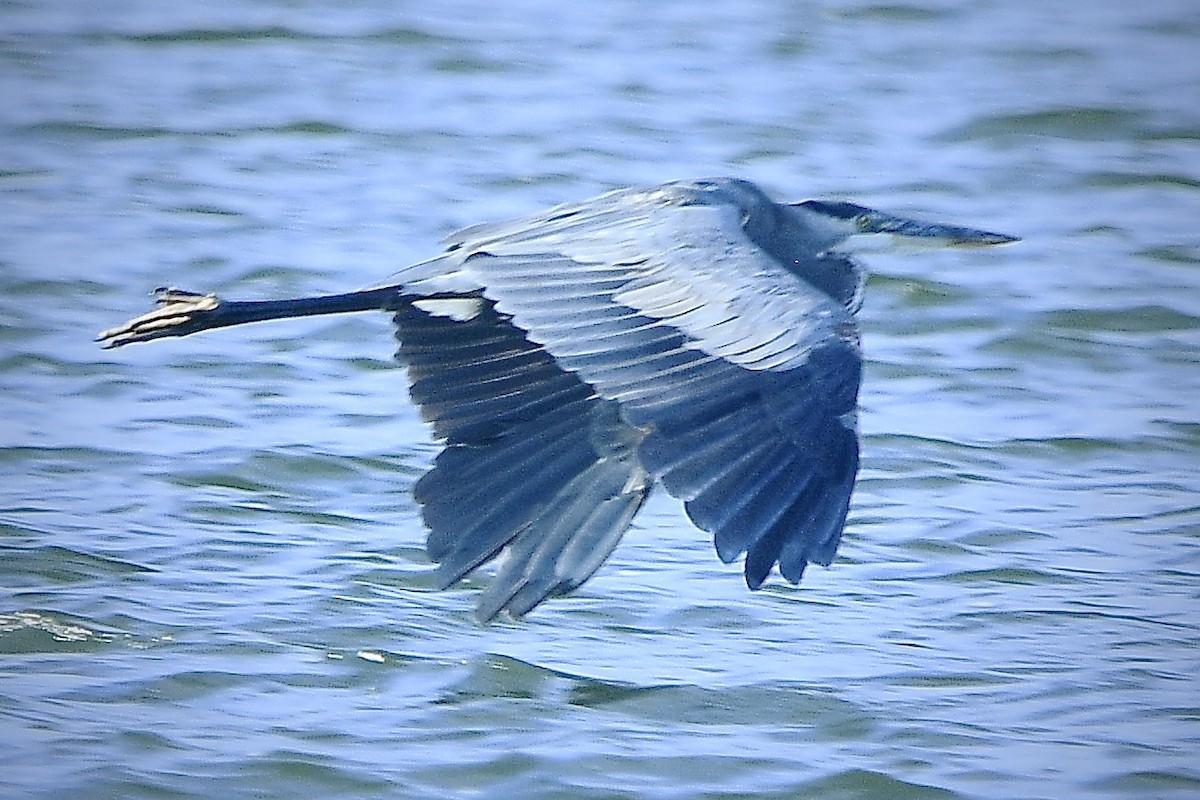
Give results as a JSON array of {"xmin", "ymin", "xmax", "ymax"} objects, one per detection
[
  {"xmin": 788, "ymin": 200, "xmax": 1020, "ymax": 255},
  {"xmin": 770, "ymin": 199, "xmax": 1018, "ymax": 313}
]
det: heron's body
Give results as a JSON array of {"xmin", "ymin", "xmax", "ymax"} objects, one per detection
[{"xmin": 100, "ymin": 177, "xmax": 1016, "ymax": 621}]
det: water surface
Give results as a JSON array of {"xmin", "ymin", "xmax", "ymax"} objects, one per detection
[{"xmin": 2, "ymin": 1, "xmax": 1198, "ymax": 798}]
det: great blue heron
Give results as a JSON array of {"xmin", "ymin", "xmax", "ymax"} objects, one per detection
[{"xmin": 99, "ymin": 177, "xmax": 1017, "ymax": 621}]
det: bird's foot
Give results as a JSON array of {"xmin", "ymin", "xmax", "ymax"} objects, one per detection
[{"xmin": 97, "ymin": 287, "xmax": 223, "ymax": 348}]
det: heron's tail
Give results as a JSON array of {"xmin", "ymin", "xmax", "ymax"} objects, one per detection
[{"xmin": 96, "ymin": 286, "xmax": 403, "ymax": 348}]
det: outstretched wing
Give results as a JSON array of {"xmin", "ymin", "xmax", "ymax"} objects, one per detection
[
  {"xmin": 393, "ymin": 296, "xmax": 649, "ymax": 621},
  {"xmin": 447, "ymin": 179, "xmax": 862, "ymax": 587}
]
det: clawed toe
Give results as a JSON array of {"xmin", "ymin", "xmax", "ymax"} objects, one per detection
[{"xmin": 97, "ymin": 287, "xmax": 222, "ymax": 348}]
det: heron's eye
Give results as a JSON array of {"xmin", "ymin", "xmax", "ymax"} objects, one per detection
[{"xmin": 853, "ymin": 213, "xmax": 872, "ymax": 231}]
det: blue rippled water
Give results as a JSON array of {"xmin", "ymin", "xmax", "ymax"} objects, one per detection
[{"xmin": 2, "ymin": 1, "xmax": 1198, "ymax": 798}]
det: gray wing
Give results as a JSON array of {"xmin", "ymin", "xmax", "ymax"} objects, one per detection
[
  {"xmin": 393, "ymin": 296, "xmax": 648, "ymax": 621},
  {"xmin": 447, "ymin": 180, "xmax": 862, "ymax": 587}
]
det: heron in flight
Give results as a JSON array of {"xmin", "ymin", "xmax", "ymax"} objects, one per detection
[{"xmin": 99, "ymin": 177, "xmax": 1017, "ymax": 621}]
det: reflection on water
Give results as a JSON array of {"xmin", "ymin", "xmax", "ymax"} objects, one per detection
[{"xmin": 2, "ymin": 1, "xmax": 1198, "ymax": 798}]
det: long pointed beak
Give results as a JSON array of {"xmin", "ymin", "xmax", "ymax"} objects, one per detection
[{"xmin": 857, "ymin": 210, "xmax": 1019, "ymax": 248}]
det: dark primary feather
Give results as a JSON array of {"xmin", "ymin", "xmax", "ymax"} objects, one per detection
[{"xmin": 394, "ymin": 297, "xmax": 649, "ymax": 620}]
